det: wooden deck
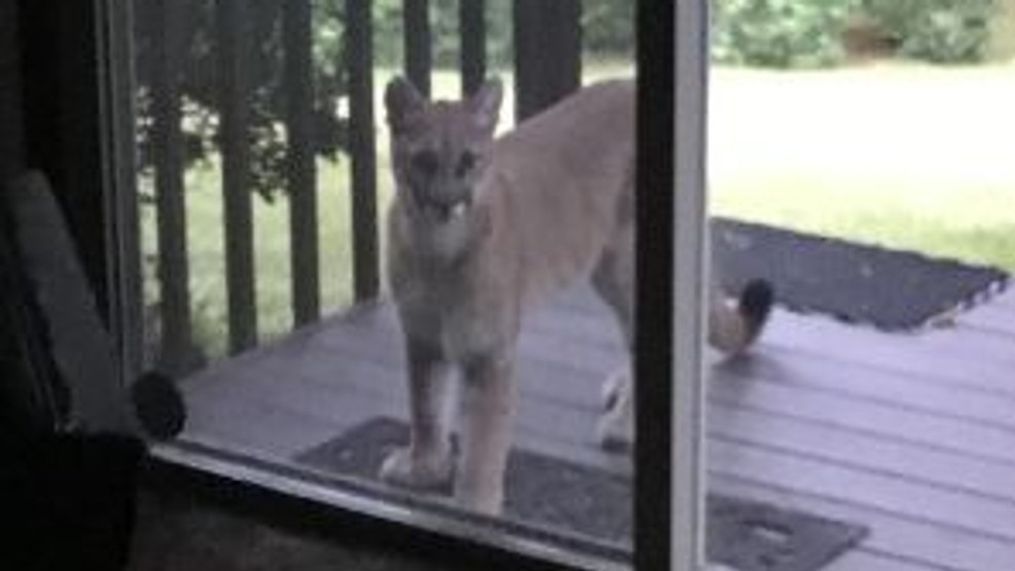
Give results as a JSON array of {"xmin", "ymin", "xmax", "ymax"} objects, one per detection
[{"xmin": 178, "ymin": 286, "xmax": 1015, "ymax": 571}]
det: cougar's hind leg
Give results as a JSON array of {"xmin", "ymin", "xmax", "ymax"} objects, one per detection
[
  {"xmin": 591, "ymin": 220, "xmax": 635, "ymax": 451},
  {"xmin": 380, "ymin": 336, "xmax": 456, "ymax": 491}
]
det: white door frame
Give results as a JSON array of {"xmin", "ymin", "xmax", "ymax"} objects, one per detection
[{"xmin": 671, "ymin": 0, "xmax": 711, "ymax": 569}]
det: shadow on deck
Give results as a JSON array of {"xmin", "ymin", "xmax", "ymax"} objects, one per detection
[{"xmin": 178, "ymin": 286, "xmax": 1015, "ymax": 571}]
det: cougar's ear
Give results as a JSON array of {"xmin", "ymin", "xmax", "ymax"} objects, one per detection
[
  {"xmin": 385, "ymin": 76, "xmax": 426, "ymax": 135},
  {"xmin": 467, "ymin": 77, "xmax": 503, "ymax": 135}
]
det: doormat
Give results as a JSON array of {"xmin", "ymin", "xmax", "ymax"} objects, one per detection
[
  {"xmin": 713, "ymin": 217, "xmax": 1009, "ymax": 331},
  {"xmin": 294, "ymin": 418, "xmax": 869, "ymax": 571}
]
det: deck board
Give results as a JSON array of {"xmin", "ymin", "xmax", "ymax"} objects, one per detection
[
  {"xmin": 178, "ymin": 286, "xmax": 1015, "ymax": 571},
  {"xmin": 822, "ymin": 551, "xmax": 947, "ymax": 571}
]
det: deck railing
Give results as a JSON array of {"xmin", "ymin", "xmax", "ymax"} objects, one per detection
[{"xmin": 147, "ymin": 0, "xmax": 579, "ymax": 372}]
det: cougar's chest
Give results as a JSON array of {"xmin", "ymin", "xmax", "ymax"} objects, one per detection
[
  {"xmin": 387, "ymin": 198, "xmax": 519, "ymax": 360},
  {"xmin": 393, "ymin": 274, "xmax": 511, "ymax": 360}
]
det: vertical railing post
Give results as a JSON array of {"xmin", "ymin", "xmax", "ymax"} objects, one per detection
[
  {"xmin": 283, "ymin": 0, "xmax": 321, "ymax": 326},
  {"xmin": 346, "ymin": 0, "xmax": 379, "ymax": 302},
  {"xmin": 151, "ymin": 0, "xmax": 193, "ymax": 373},
  {"xmin": 512, "ymin": 0, "xmax": 582, "ymax": 122},
  {"xmin": 216, "ymin": 0, "xmax": 258, "ymax": 352},
  {"xmin": 403, "ymin": 0, "xmax": 431, "ymax": 95},
  {"xmin": 459, "ymin": 0, "xmax": 486, "ymax": 96}
]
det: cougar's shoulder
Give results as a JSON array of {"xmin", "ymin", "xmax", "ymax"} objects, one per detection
[{"xmin": 471, "ymin": 79, "xmax": 636, "ymax": 308}]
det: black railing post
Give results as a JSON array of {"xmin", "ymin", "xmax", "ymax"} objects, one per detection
[
  {"xmin": 403, "ymin": 0, "xmax": 431, "ymax": 96},
  {"xmin": 347, "ymin": 0, "xmax": 379, "ymax": 302},
  {"xmin": 283, "ymin": 0, "xmax": 321, "ymax": 326},
  {"xmin": 151, "ymin": 0, "xmax": 194, "ymax": 372},
  {"xmin": 459, "ymin": 0, "xmax": 486, "ymax": 96},
  {"xmin": 216, "ymin": 0, "xmax": 258, "ymax": 352},
  {"xmin": 512, "ymin": 0, "xmax": 582, "ymax": 122}
]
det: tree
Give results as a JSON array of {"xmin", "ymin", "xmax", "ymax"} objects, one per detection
[{"xmin": 133, "ymin": 0, "xmax": 348, "ymax": 202}]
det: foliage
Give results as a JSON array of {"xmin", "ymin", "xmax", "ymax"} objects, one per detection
[
  {"xmin": 710, "ymin": 0, "xmax": 998, "ymax": 68},
  {"xmin": 132, "ymin": 0, "xmax": 999, "ymax": 209},
  {"xmin": 711, "ymin": 0, "xmax": 858, "ymax": 68},
  {"xmin": 373, "ymin": 0, "xmax": 514, "ymax": 68},
  {"xmin": 583, "ymin": 1, "xmax": 635, "ymax": 61},
  {"xmin": 133, "ymin": 0, "xmax": 347, "ymax": 202},
  {"xmin": 861, "ymin": 0, "xmax": 996, "ymax": 63}
]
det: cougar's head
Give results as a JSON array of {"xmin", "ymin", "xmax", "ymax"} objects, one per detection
[{"xmin": 385, "ymin": 76, "xmax": 503, "ymax": 226}]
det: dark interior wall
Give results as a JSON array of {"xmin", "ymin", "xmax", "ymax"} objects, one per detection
[
  {"xmin": 0, "ymin": 0, "xmax": 40, "ymax": 434},
  {"xmin": 0, "ymin": 0, "xmax": 24, "ymax": 179},
  {"xmin": 17, "ymin": 0, "xmax": 111, "ymax": 315}
]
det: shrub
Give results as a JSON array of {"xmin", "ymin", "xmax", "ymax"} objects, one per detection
[
  {"xmin": 861, "ymin": 0, "xmax": 996, "ymax": 63},
  {"xmin": 583, "ymin": 0, "xmax": 635, "ymax": 61},
  {"xmin": 711, "ymin": 0, "xmax": 857, "ymax": 68},
  {"xmin": 133, "ymin": 0, "xmax": 347, "ymax": 202}
]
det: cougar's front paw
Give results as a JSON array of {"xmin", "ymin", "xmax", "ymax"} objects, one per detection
[
  {"xmin": 454, "ymin": 481, "xmax": 505, "ymax": 516},
  {"xmin": 379, "ymin": 446, "xmax": 454, "ymax": 492}
]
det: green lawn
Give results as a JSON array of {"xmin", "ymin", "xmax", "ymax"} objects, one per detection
[
  {"xmin": 142, "ymin": 62, "xmax": 1015, "ymax": 356},
  {"xmin": 709, "ymin": 63, "xmax": 1015, "ymax": 272}
]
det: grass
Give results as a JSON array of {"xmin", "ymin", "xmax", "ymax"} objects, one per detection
[
  {"xmin": 141, "ymin": 62, "xmax": 1015, "ymax": 357},
  {"xmin": 709, "ymin": 63, "xmax": 1015, "ymax": 271}
]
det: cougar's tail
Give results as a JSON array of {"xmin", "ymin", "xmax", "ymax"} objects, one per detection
[{"xmin": 708, "ymin": 279, "xmax": 774, "ymax": 354}]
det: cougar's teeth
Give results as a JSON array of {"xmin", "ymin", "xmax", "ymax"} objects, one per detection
[{"xmin": 450, "ymin": 202, "xmax": 468, "ymax": 218}]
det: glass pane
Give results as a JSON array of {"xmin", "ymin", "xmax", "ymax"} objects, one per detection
[
  {"xmin": 129, "ymin": 1, "xmax": 645, "ymax": 566},
  {"xmin": 707, "ymin": 1, "xmax": 1015, "ymax": 569}
]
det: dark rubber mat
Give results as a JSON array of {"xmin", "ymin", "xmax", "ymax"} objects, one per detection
[
  {"xmin": 295, "ymin": 417, "xmax": 868, "ymax": 571},
  {"xmin": 713, "ymin": 217, "xmax": 1009, "ymax": 331}
]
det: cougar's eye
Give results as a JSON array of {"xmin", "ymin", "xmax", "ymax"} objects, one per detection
[
  {"xmin": 411, "ymin": 150, "xmax": 439, "ymax": 177},
  {"xmin": 455, "ymin": 151, "xmax": 477, "ymax": 178}
]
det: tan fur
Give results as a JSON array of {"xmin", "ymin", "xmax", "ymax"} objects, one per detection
[{"xmin": 381, "ymin": 77, "xmax": 770, "ymax": 514}]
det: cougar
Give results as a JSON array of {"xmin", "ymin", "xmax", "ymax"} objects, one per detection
[{"xmin": 380, "ymin": 76, "xmax": 773, "ymax": 515}]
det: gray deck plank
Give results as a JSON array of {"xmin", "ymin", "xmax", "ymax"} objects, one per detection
[
  {"xmin": 536, "ymin": 298, "xmax": 1015, "ymax": 401},
  {"xmin": 211, "ymin": 343, "xmax": 1015, "ymax": 509},
  {"xmin": 708, "ymin": 402, "xmax": 1015, "ymax": 504},
  {"xmin": 711, "ymin": 372, "xmax": 1015, "ymax": 466},
  {"xmin": 181, "ymin": 384, "xmax": 347, "ymax": 457},
  {"xmin": 178, "ymin": 288, "xmax": 1015, "ymax": 570},
  {"xmin": 717, "ymin": 346, "xmax": 1015, "ymax": 432},
  {"xmin": 534, "ymin": 292, "xmax": 1015, "ymax": 413},
  {"xmin": 234, "ymin": 329, "xmax": 1015, "ymax": 506},
  {"xmin": 766, "ymin": 310, "xmax": 1015, "ymax": 396},
  {"xmin": 185, "ymin": 329, "xmax": 1015, "ymax": 541},
  {"xmin": 822, "ymin": 551, "xmax": 938, "ymax": 571},
  {"xmin": 289, "ymin": 298, "xmax": 1015, "ymax": 450},
  {"xmin": 535, "ymin": 286, "xmax": 1015, "ymax": 397}
]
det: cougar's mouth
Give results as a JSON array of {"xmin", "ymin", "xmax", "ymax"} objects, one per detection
[{"xmin": 418, "ymin": 195, "xmax": 471, "ymax": 223}]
